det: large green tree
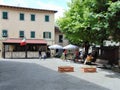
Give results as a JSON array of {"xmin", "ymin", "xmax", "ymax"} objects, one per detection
[
  {"xmin": 57, "ymin": 0, "xmax": 93, "ymax": 45},
  {"xmin": 57, "ymin": 0, "xmax": 120, "ymax": 45},
  {"xmin": 107, "ymin": 0, "xmax": 120, "ymax": 42}
]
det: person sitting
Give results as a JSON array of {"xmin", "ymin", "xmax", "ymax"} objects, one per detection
[{"xmin": 84, "ymin": 53, "xmax": 93, "ymax": 65}]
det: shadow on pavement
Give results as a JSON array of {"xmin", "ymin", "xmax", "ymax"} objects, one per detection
[
  {"xmin": 100, "ymin": 69, "xmax": 120, "ymax": 79},
  {"xmin": 0, "ymin": 60, "xmax": 109, "ymax": 90}
]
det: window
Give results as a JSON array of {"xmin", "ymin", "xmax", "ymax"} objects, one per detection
[
  {"xmin": 31, "ymin": 14, "xmax": 35, "ymax": 21},
  {"xmin": 45, "ymin": 15, "xmax": 49, "ymax": 22},
  {"xmin": 31, "ymin": 31, "xmax": 35, "ymax": 38},
  {"xmin": 20, "ymin": 13, "xmax": 24, "ymax": 20},
  {"xmin": 2, "ymin": 30, "xmax": 8, "ymax": 37},
  {"xmin": 59, "ymin": 35, "xmax": 63, "ymax": 43},
  {"xmin": 43, "ymin": 32, "xmax": 51, "ymax": 39},
  {"xmin": 19, "ymin": 31, "xmax": 24, "ymax": 38},
  {"xmin": 2, "ymin": 12, "xmax": 8, "ymax": 19}
]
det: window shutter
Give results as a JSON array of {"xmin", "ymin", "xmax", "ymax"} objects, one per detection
[
  {"xmin": 49, "ymin": 32, "xmax": 51, "ymax": 38},
  {"xmin": 31, "ymin": 31, "xmax": 35, "ymax": 38},
  {"xmin": 3, "ymin": 12, "xmax": 8, "ymax": 19},
  {"xmin": 20, "ymin": 31, "xmax": 24, "ymax": 37},
  {"xmin": 20, "ymin": 13, "xmax": 24, "ymax": 20},
  {"xmin": 43, "ymin": 32, "xmax": 45, "ymax": 38},
  {"xmin": 45, "ymin": 15, "xmax": 49, "ymax": 22},
  {"xmin": 31, "ymin": 14, "xmax": 35, "ymax": 21},
  {"xmin": 2, "ymin": 30, "xmax": 8, "ymax": 37}
]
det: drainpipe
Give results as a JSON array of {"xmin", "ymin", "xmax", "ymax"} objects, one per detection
[{"xmin": 118, "ymin": 42, "xmax": 120, "ymax": 67}]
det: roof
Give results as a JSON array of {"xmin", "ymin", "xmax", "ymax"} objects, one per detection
[
  {"xmin": 0, "ymin": 5, "xmax": 57, "ymax": 13},
  {"xmin": 3, "ymin": 38, "xmax": 47, "ymax": 44}
]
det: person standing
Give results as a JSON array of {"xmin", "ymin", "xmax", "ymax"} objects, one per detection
[
  {"xmin": 63, "ymin": 49, "xmax": 67, "ymax": 60},
  {"xmin": 43, "ymin": 52, "xmax": 47, "ymax": 60},
  {"xmin": 80, "ymin": 47, "xmax": 85, "ymax": 62},
  {"xmin": 39, "ymin": 49, "xmax": 42, "ymax": 59},
  {"xmin": 91, "ymin": 49, "xmax": 98, "ymax": 63},
  {"xmin": 74, "ymin": 50, "xmax": 79, "ymax": 62}
]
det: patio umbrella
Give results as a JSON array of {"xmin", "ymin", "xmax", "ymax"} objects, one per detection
[
  {"xmin": 48, "ymin": 44, "xmax": 63, "ymax": 49},
  {"xmin": 63, "ymin": 44, "xmax": 78, "ymax": 50}
]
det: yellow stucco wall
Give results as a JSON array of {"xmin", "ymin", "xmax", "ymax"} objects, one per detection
[
  {"xmin": 0, "ymin": 7, "xmax": 55, "ymax": 40},
  {"xmin": 0, "ymin": 5, "xmax": 56, "ymax": 58}
]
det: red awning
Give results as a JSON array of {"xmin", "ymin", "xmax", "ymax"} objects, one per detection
[{"xmin": 3, "ymin": 38, "xmax": 47, "ymax": 44}]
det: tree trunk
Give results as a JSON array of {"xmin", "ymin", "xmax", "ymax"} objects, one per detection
[{"xmin": 84, "ymin": 41, "xmax": 90, "ymax": 56}]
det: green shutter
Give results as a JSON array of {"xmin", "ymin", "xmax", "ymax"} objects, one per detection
[
  {"xmin": 43, "ymin": 32, "xmax": 45, "ymax": 38},
  {"xmin": 43, "ymin": 32, "xmax": 51, "ymax": 38},
  {"xmin": 19, "ymin": 31, "xmax": 24, "ymax": 37},
  {"xmin": 3, "ymin": 12, "xmax": 8, "ymax": 19},
  {"xmin": 2, "ymin": 30, "xmax": 8, "ymax": 37},
  {"xmin": 31, "ymin": 31, "xmax": 35, "ymax": 38},
  {"xmin": 31, "ymin": 14, "xmax": 35, "ymax": 21},
  {"xmin": 49, "ymin": 32, "xmax": 51, "ymax": 38},
  {"xmin": 45, "ymin": 15, "xmax": 49, "ymax": 22},
  {"xmin": 20, "ymin": 13, "xmax": 24, "ymax": 20}
]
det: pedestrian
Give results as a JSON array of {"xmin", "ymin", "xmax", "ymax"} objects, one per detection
[
  {"xmin": 91, "ymin": 49, "xmax": 98, "ymax": 63},
  {"xmin": 39, "ymin": 49, "xmax": 42, "ymax": 59},
  {"xmin": 43, "ymin": 52, "xmax": 47, "ymax": 60},
  {"xmin": 80, "ymin": 47, "xmax": 86, "ymax": 63},
  {"xmin": 74, "ymin": 50, "xmax": 79, "ymax": 62},
  {"xmin": 63, "ymin": 49, "xmax": 67, "ymax": 60}
]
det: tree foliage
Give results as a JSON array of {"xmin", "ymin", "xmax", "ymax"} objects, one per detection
[
  {"xmin": 57, "ymin": 0, "xmax": 120, "ymax": 45},
  {"xmin": 107, "ymin": 1, "xmax": 120, "ymax": 41}
]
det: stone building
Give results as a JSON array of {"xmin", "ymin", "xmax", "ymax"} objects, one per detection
[{"xmin": 0, "ymin": 5, "xmax": 57, "ymax": 58}]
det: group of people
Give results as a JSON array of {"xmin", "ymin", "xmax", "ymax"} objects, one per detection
[
  {"xmin": 66, "ymin": 48, "xmax": 98, "ymax": 65},
  {"xmin": 38, "ymin": 47, "xmax": 98, "ymax": 65},
  {"xmin": 81, "ymin": 49, "xmax": 98, "ymax": 65}
]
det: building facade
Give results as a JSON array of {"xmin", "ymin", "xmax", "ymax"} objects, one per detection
[
  {"xmin": 0, "ymin": 5, "xmax": 57, "ymax": 58},
  {"xmin": 55, "ymin": 26, "xmax": 69, "ymax": 46}
]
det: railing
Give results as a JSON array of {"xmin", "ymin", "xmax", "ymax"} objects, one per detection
[{"xmin": 5, "ymin": 51, "xmax": 39, "ymax": 59}]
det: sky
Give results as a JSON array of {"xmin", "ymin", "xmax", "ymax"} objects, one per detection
[{"xmin": 0, "ymin": 0, "xmax": 71, "ymax": 20}]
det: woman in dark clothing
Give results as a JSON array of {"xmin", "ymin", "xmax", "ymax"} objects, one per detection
[
  {"xmin": 39, "ymin": 50, "xmax": 42, "ymax": 59},
  {"xmin": 91, "ymin": 49, "xmax": 98, "ymax": 62},
  {"xmin": 63, "ymin": 49, "xmax": 67, "ymax": 60}
]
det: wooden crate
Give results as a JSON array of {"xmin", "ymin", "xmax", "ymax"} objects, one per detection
[
  {"xmin": 81, "ymin": 66, "xmax": 96, "ymax": 72},
  {"xmin": 58, "ymin": 66, "xmax": 74, "ymax": 72}
]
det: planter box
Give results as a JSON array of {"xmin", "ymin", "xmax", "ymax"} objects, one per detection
[
  {"xmin": 58, "ymin": 66, "xmax": 74, "ymax": 72},
  {"xmin": 81, "ymin": 66, "xmax": 96, "ymax": 72}
]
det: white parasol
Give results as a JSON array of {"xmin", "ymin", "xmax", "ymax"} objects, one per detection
[
  {"xmin": 48, "ymin": 44, "xmax": 63, "ymax": 49},
  {"xmin": 63, "ymin": 44, "xmax": 78, "ymax": 50}
]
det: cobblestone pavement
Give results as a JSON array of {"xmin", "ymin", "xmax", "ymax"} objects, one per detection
[{"xmin": 0, "ymin": 58, "xmax": 120, "ymax": 90}]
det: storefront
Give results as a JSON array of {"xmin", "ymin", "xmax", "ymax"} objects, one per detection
[{"xmin": 2, "ymin": 38, "xmax": 47, "ymax": 59}]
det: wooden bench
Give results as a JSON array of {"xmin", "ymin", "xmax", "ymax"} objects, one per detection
[
  {"xmin": 81, "ymin": 66, "xmax": 96, "ymax": 72},
  {"xmin": 58, "ymin": 66, "xmax": 74, "ymax": 72}
]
